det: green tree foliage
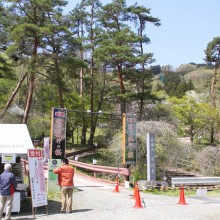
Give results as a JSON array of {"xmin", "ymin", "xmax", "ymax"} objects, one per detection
[
  {"xmin": 126, "ymin": 4, "xmax": 160, "ymax": 120},
  {"xmin": 28, "ymin": 113, "xmax": 51, "ymax": 140},
  {"xmin": 176, "ymin": 64, "xmax": 197, "ymax": 75},
  {"xmin": 94, "ymin": 0, "xmax": 160, "ymax": 114},
  {"xmin": 204, "ymin": 36, "xmax": 220, "ymax": 143},
  {"xmin": 68, "ymin": 0, "xmax": 105, "ymax": 145},
  {"xmin": 3, "ymin": 0, "xmax": 220, "ymax": 151},
  {"xmin": 168, "ymin": 95, "xmax": 220, "ymax": 144},
  {"xmin": 0, "ymin": 55, "xmax": 14, "ymax": 79},
  {"xmin": 183, "ymin": 67, "xmax": 213, "ymax": 93},
  {"xmin": 205, "ymin": 37, "xmax": 220, "ymax": 63},
  {"xmin": 150, "ymin": 65, "xmax": 161, "ymax": 75},
  {"xmin": 99, "ymin": 120, "xmax": 191, "ymax": 181},
  {"xmin": 164, "ymin": 71, "xmax": 192, "ymax": 98},
  {"xmin": 0, "ymin": 78, "xmax": 16, "ymax": 109},
  {"xmin": 2, "ymin": 0, "xmax": 78, "ymax": 122},
  {"xmin": 3, "ymin": 1, "xmax": 61, "ymax": 122},
  {"xmin": 205, "ymin": 36, "xmax": 220, "ymax": 107},
  {"xmin": 0, "ymin": 1, "xmax": 11, "ymax": 51}
]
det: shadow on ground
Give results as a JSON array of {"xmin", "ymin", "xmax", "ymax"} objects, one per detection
[
  {"xmin": 72, "ymin": 209, "xmax": 93, "ymax": 213},
  {"xmin": 10, "ymin": 197, "xmax": 62, "ymax": 219},
  {"xmin": 10, "ymin": 195, "xmax": 93, "ymax": 219}
]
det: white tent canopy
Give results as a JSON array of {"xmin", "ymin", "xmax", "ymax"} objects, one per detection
[{"xmin": 0, "ymin": 124, "xmax": 34, "ymax": 154}]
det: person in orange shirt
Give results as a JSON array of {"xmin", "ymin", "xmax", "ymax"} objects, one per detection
[{"xmin": 53, "ymin": 158, "xmax": 74, "ymax": 213}]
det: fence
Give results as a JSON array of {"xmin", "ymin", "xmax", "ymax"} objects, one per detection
[{"xmin": 20, "ymin": 158, "xmax": 130, "ymax": 178}]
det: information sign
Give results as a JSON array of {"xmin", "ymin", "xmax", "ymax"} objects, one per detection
[
  {"xmin": 125, "ymin": 114, "xmax": 137, "ymax": 164},
  {"xmin": 47, "ymin": 159, "xmax": 61, "ymax": 192},
  {"xmin": 146, "ymin": 133, "xmax": 156, "ymax": 181},
  {"xmin": 43, "ymin": 137, "xmax": 50, "ymax": 162},
  {"xmin": 28, "ymin": 149, "xmax": 48, "ymax": 208},
  {"xmin": 2, "ymin": 153, "xmax": 16, "ymax": 163}
]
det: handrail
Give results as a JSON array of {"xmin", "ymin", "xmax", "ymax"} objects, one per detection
[
  {"xmin": 65, "ymin": 146, "xmax": 101, "ymax": 158},
  {"xmin": 20, "ymin": 158, "xmax": 130, "ymax": 177},
  {"xmin": 69, "ymin": 160, "xmax": 130, "ymax": 176},
  {"xmin": 171, "ymin": 177, "xmax": 220, "ymax": 187}
]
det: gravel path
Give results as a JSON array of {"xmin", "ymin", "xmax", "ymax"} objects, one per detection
[{"xmin": 7, "ymin": 186, "xmax": 220, "ymax": 220}]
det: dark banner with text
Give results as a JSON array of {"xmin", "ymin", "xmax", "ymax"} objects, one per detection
[
  {"xmin": 123, "ymin": 114, "xmax": 137, "ymax": 165},
  {"xmin": 50, "ymin": 108, "xmax": 67, "ymax": 159}
]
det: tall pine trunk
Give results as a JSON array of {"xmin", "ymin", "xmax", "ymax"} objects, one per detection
[
  {"xmin": 23, "ymin": 71, "xmax": 35, "ymax": 124},
  {"xmin": 0, "ymin": 71, "xmax": 28, "ymax": 120},
  {"xmin": 117, "ymin": 64, "xmax": 126, "ymax": 114}
]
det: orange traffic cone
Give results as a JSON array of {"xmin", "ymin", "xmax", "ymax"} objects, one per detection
[
  {"xmin": 113, "ymin": 177, "xmax": 119, "ymax": 192},
  {"xmin": 131, "ymin": 183, "xmax": 138, "ymax": 199},
  {"xmin": 178, "ymin": 186, "xmax": 187, "ymax": 205},
  {"xmin": 133, "ymin": 186, "xmax": 143, "ymax": 208}
]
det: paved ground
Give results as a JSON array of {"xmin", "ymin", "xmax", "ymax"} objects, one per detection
[
  {"xmin": 5, "ymin": 173, "xmax": 220, "ymax": 220},
  {"xmin": 8, "ymin": 188, "xmax": 220, "ymax": 220}
]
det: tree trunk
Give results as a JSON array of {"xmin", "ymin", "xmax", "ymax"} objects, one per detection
[
  {"xmin": 139, "ymin": 25, "xmax": 145, "ymax": 121},
  {"xmin": 79, "ymin": 50, "xmax": 83, "ymax": 96},
  {"xmin": 0, "ymin": 71, "xmax": 28, "ymax": 119},
  {"xmin": 210, "ymin": 126, "xmax": 214, "ymax": 144},
  {"xmin": 81, "ymin": 123, "xmax": 87, "ymax": 145},
  {"xmin": 22, "ymin": 72, "xmax": 34, "ymax": 124},
  {"xmin": 88, "ymin": 3, "xmax": 95, "ymax": 146},
  {"xmin": 89, "ymin": 64, "xmax": 94, "ymax": 146},
  {"xmin": 22, "ymin": 36, "xmax": 38, "ymax": 124},
  {"xmin": 117, "ymin": 64, "xmax": 126, "ymax": 114},
  {"xmin": 57, "ymin": 83, "xmax": 64, "ymax": 108},
  {"xmin": 209, "ymin": 55, "xmax": 219, "ymax": 143},
  {"xmin": 71, "ymin": 129, "xmax": 74, "ymax": 145},
  {"xmin": 88, "ymin": 69, "xmax": 107, "ymax": 146},
  {"xmin": 53, "ymin": 57, "xmax": 64, "ymax": 108},
  {"xmin": 189, "ymin": 124, "xmax": 194, "ymax": 144}
]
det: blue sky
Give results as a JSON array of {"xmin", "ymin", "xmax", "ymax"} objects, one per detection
[{"xmin": 65, "ymin": 0, "xmax": 220, "ymax": 69}]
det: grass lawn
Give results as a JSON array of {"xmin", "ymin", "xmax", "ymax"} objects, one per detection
[{"xmin": 142, "ymin": 188, "xmax": 220, "ymax": 197}]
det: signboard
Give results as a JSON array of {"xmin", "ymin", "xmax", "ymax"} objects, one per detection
[
  {"xmin": 2, "ymin": 153, "xmax": 16, "ymax": 163},
  {"xmin": 11, "ymin": 163, "xmax": 23, "ymax": 183},
  {"xmin": 43, "ymin": 137, "xmax": 50, "ymax": 162},
  {"xmin": 47, "ymin": 159, "xmax": 61, "ymax": 192},
  {"xmin": 123, "ymin": 114, "xmax": 137, "ymax": 165},
  {"xmin": 50, "ymin": 108, "xmax": 67, "ymax": 159},
  {"xmin": 146, "ymin": 133, "xmax": 156, "ymax": 181},
  {"xmin": 28, "ymin": 149, "xmax": 48, "ymax": 208}
]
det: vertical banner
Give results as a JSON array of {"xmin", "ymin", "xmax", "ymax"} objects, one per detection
[
  {"xmin": 43, "ymin": 137, "xmax": 50, "ymax": 163},
  {"xmin": 50, "ymin": 108, "xmax": 67, "ymax": 159},
  {"xmin": 28, "ymin": 149, "xmax": 48, "ymax": 208},
  {"xmin": 125, "ymin": 114, "xmax": 137, "ymax": 164},
  {"xmin": 47, "ymin": 159, "xmax": 61, "ymax": 192},
  {"xmin": 146, "ymin": 133, "xmax": 156, "ymax": 181}
]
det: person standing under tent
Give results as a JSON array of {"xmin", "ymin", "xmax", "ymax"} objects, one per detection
[{"xmin": 0, "ymin": 163, "xmax": 17, "ymax": 220}]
